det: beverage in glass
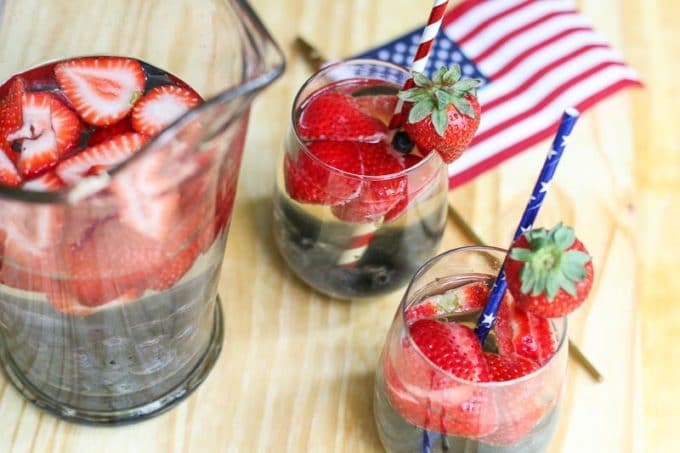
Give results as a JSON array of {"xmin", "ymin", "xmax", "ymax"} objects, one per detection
[
  {"xmin": 374, "ymin": 246, "xmax": 568, "ymax": 452},
  {"xmin": 273, "ymin": 59, "xmax": 449, "ymax": 299}
]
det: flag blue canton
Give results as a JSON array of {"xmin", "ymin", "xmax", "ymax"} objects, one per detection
[{"xmin": 356, "ymin": 27, "xmax": 489, "ymax": 87}]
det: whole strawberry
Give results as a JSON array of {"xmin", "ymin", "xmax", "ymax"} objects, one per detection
[
  {"xmin": 505, "ymin": 223, "xmax": 594, "ymax": 318},
  {"xmin": 399, "ymin": 65, "xmax": 481, "ymax": 164}
]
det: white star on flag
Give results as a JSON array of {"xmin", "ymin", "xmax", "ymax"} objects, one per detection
[
  {"xmin": 520, "ymin": 224, "xmax": 533, "ymax": 233},
  {"xmin": 548, "ymin": 148, "xmax": 559, "ymax": 158},
  {"xmin": 482, "ymin": 314, "xmax": 495, "ymax": 326},
  {"xmin": 539, "ymin": 181, "xmax": 551, "ymax": 193},
  {"xmin": 561, "ymin": 135, "xmax": 571, "ymax": 148}
]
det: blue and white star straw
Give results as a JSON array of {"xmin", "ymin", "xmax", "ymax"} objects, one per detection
[{"xmin": 474, "ymin": 108, "xmax": 580, "ymax": 344}]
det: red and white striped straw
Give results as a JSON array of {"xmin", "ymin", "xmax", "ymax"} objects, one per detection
[
  {"xmin": 388, "ymin": 0, "xmax": 450, "ymax": 130},
  {"xmin": 337, "ymin": 223, "xmax": 381, "ymax": 267},
  {"xmin": 339, "ymin": 0, "xmax": 449, "ymax": 269}
]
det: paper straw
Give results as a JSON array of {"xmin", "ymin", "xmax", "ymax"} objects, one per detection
[
  {"xmin": 474, "ymin": 108, "xmax": 580, "ymax": 344},
  {"xmin": 337, "ymin": 222, "xmax": 379, "ymax": 266},
  {"xmin": 388, "ymin": 0, "xmax": 449, "ymax": 130}
]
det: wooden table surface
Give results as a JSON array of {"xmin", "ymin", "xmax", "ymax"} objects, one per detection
[{"xmin": 0, "ymin": 0, "xmax": 676, "ymax": 451}]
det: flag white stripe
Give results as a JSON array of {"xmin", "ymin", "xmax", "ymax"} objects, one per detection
[
  {"xmin": 448, "ymin": 65, "xmax": 639, "ymax": 175},
  {"xmin": 478, "ymin": 49, "xmax": 632, "ymax": 133},
  {"xmin": 476, "ymin": 14, "xmax": 594, "ymax": 75},
  {"xmin": 461, "ymin": 0, "xmax": 575, "ymax": 58},
  {"xmin": 444, "ymin": 0, "xmax": 529, "ymax": 41},
  {"xmin": 477, "ymin": 31, "xmax": 612, "ymax": 104}
]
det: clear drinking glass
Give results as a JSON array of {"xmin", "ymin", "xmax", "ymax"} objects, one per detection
[
  {"xmin": 273, "ymin": 59, "xmax": 449, "ymax": 299},
  {"xmin": 0, "ymin": 0, "xmax": 284, "ymax": 424},
  {"xmin": 374, "ymin": 247, "xmax": 568, "ymax": 452}
]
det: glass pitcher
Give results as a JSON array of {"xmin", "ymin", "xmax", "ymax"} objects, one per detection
[{"xmin": 0, "ymin": 0, "xmax": 284, "ymax": 424}]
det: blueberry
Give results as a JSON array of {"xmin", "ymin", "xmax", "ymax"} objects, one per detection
[{"xmin": 392, "ymin": 131, "xmax": 414, "ymax": 154}]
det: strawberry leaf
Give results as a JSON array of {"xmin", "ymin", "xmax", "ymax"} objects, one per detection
[
  {"xmin": 510, "ymin": 247, "xmax": 533, "ymax": 262},
  {"xmin": 432, "ymin": 66, "xmax": 447, "ymax": 84},
  {"xmin": 452, "ymin": 97, "xmax": 476, "ymax": 118},
  {"xmin": 553, "ymin": 224, "xmax": 575, "ymax": 249},
  {"xmin": 432, "ymin": 108, "xmax": 448, "ymax": 136},
  {"xmin": 546, "ymin": 273, "xmax": 560, "ymax": 301},
  {"xmin": 412, "ymin": 71, "xmax": 431, "ymax": 88},
  {"xmin": 512, "ymin": 224, "xmax": 591, "ymax": 301},
  {"xmin": 455, "ymin": 78, "xmax": 482, "ymax": 92},
  {"xmin": 443, "ymin": 65, "xmax": 461, "ymax": 83},
  {"xmin": 408, "ymin": 99, "xmax": 435, "ymax": 123},
  {"xmin": 435, "ymin": 89, "xmax": 451, "ymax": 111}
]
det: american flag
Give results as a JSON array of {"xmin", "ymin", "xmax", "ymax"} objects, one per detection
[{"xmin": 357, "ymin": 0, "xmax": 641, "ymax": 188}]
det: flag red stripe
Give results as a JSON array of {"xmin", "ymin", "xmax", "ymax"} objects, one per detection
[
  {"xmin": 474, "ymin": 61, "xmax": 629, "ymax": 145},
  {"xmin": 487, "ymin": 26, "xmax": 593, "ymax": 79},
  {"xmin": 457, "ymin": 0, "xmax": 535, "ymax": 46},
  {"xmin": 449, "ymin": 79, "xmax": 642, "ymax": 189},
  {"xmin": 483, "ymin": 44, "xmax": 612, "ymax": 111},
  {"xmin": 442, "ymin": 0, "xmax": 486, "ymax": 27},
  {"xmin": 475, "ymin": 10, "xmax": 575, "ymax": 62}
]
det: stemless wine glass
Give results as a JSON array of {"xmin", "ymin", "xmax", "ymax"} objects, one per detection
[
  {"xmin": 273, "ymin": 59, "xmax": 449, "ymax": 300},
  {"xmin": 374, "ymin": 246, "xmax": 568, "ymax": 452},
  {"xmin": 0, "ymin": 0, "xmax": 284, "ymax": 424}
]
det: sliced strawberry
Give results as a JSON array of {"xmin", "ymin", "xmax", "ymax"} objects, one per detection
[
  {"xmin": 405, "ymin": 281, "xmax": 490, "ymax": 324},
  {"xmin": 0, "ymin": 203, "xmax": 65, "ymax": 294},
  {"xmin": 331, "ymin": 144, "xmax": 405, "ymax": 222},
  {"xmin": 54, "ymin": 57, "xmax": 145, "ymax": 127},
  {"xmin": 404, "ymin": 300, "xmax": 440, "ymax": 325},
  {"xmin": 110, "ymin": 149, "xmax": 183, "ymax": 240},
  {"xmin": 411, "ymin": 319, "xmax": 490, "ymax": 381},
  {"xmin": 4, "ymin": 91, "xmax": 58, "ymax": 178},
  {"xmin": 22, "ymin": 171, "xmax": 65, "ymax": 192},
  {"xmin": 284, "ymin": 141, "xmax": 363, "ymax": 205},
  {"xmin": 48, "ymin": 93, "xmax": 82, "ymax": 156},
  {"xmin": 481, "ymin": 353, "xmax": 551, "ymax": 446},
  {"xmin": 131, "ymin": 85, "xmax": 202, "ymax": 136},
  {"xmin": 88, "ymin": 116, "xmax": 133, "ymax": 146},
  {"xmin": 496, "ymin": 295, "xmax": 556, "ymax": 366},
  {"xmin": 63, "ymin": 216, "xmax": 199, "ymax": 307},
  {"xmin": 386, "ymin": 320, "xmax": 497, "ymax": 438},
  {"xmin": 484, "ymin": 353, "xmax": 539, "ymax": 382},
  {"xmin": 0, "ymin": 78, "xmax": 25, "ymax": 165},
  {"xmin": 297, "ymin": 91, "xmax": 387, "ymax": 142},
  {"xmin": 0, "ymin": 148, "xmax": 20, "ymax": 186},
  {"xmin": 56, "ymin": 132, "xmax": 147, "ymax": 184},
  {"xmin": 17, "ymin": 129, "xmax": 59, "ymax": 178},
  {"xmin": 384, "ymin": 153, "xmax": 441, "ymax": 222},
  {"xmin": 7, "ymin": 92, "xmax": 82, "ymax": 178},
  {"xmin": 355, "ymin": 94, "xmax": 397, "ymax": 126}
]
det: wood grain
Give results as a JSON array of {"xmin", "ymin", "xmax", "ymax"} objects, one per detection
[{"xmin": 0, "ymin": 0, "xmax": 674, "ymax": 451}]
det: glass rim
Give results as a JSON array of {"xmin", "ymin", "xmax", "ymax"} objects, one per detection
[
  {"xmin": 289, "ymin": 58, "xmax": 442, "ymax": 182},
  {"xmin": 399, "ymin": 245, "xmax": 569, "ymax": 387},
  {"xmin": 0, "ymin": 0, "xmax": 286, "ymax": 205}
]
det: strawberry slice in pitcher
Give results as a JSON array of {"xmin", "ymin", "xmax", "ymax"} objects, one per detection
[
  {"xmin": 132, "ymin": 85, "xmax": 202, "ymax": 136},
  {"xmin": 56, "ymin": 132, "xmax": 147, "ymax": 184},
  {"xmin": 8, "ymin": 92, "xmax": 82, "ymax": 178},
  {"xmin": 55, "ymin": 56, "xmax": 145, "ymax": 127},
  {"xmin": 0, "ymin": 77, "xmax": 25, "ymax": 168}
]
